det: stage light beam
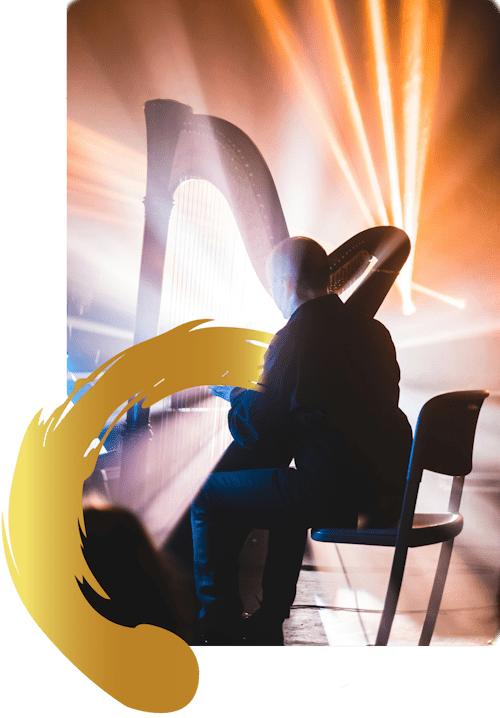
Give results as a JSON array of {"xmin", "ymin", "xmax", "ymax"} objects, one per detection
[
  {"xmin": 252, "ymin": 0, "xmax": 376, "ymax": 225},
  {"xmin": 314, "ymin": 0, "xmax": 389, "ymax": 224},
  {"xmin": 411, "ymin": 282, "xmax": 465, "ymax": 310},
  {"xmin": 366, "ymin": 0, "xmax": 403, "ymax": 229},
  {"xmin": 397, "ymin": 0, "xmax": 447, "ymax": 313}
]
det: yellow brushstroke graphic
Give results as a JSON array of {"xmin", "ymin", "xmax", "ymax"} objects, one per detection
[{"xmin": 2, "ymin": 320, "xmax": 272, "ymax": 713}]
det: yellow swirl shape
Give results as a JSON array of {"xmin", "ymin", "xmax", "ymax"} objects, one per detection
[{"xmin": 2, "ymin": 320, "xmax": 273, "ymax": 712}]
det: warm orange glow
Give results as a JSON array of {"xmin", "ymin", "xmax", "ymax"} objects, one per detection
[
  {"xmin": 401, "ymin": 0, "xmax": 426, "ymax": 242},
  {"xmin": 68, "ymin": 121, "xmax": 146, "ymax": 185},
  {"xmin": 366, "ymin": 0, "xmax": 403, "ymax": 228},
  {"xmin": 314, "ymin": 0, "xmax": 389, "ymax": 225},
  {"xmin": 68, "ymin": 94, "xmax": 296, "ymax": 344},
  {"xmin": 397, "ymin": 0, "xmax": 447, "ymax": 314},
  {"xmin": 67, "ymin": 1, "xmax": 477, "ymax": 322},
  {"xmin": 411, "ymin": 281, "xmax": 465, "ymax": 309},
  {"xmin": 67, "ymin": 120, "xmax": 146, "ymax": 225},
  {"xmin": 68, "ymin": 176, "xmax": 139, "ymax": 207},
  {"xmin": 252, "ymin": 0, "xmax": 375, "ymax": 225}
]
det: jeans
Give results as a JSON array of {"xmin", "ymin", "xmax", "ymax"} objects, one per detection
[
  {"xmin": 190, "ymin": 421, "xmax": 379, "ymax": 634},
  {"xmin": 191, "ymin": 466, "xmax": 317, "ymax": 632}
]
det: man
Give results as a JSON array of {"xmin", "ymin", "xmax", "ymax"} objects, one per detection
[{"xmin": 191, "ymin": 236, "xmax": 412, "ymax": 645}]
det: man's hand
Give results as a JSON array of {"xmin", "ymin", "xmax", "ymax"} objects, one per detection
[{"xmin": 208, "ymin": 385, "xmax": 235, "ymax": 402}]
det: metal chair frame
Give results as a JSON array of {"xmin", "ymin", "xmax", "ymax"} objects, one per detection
[{"xmin": 311, "ymin": 390, "xmax": 489, "ymax": 645}]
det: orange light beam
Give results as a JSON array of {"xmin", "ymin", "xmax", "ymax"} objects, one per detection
[
  {"xmin": 396, "ymin": 0, "xmax": 426, "ymax": 314},
  {"xmin": 366, "ymin": 0, "xmax": 403, "ymax": 228},
  {"xmin": 397, "ymin": 0, "xmax": 447, "ymax": 314},
  {"xmin": 411, "ymin": 282, "xmax": 465, "ymax": 309},
  {"xmin": 252, "ymin": 0, "xmax": 375, "ymax": 225},
  {"xmin": 395, "ymin": 318, "xmax": 500, "ymax": 350},
  {"xmin": 401, "ymin": 0, "xmax": 425, "ymax": 242},
  {"xmin": 68, "ymin": 120, "xmax": 147, "ymax": 225},
  {"xmin": 67, "ymin": 176, "xmax": 144, "ymax": 207},
  {"xmin": 67, "ymin": 205, "xmax": 143, "ymax": 227},
  {"xmin": 67, "ymin": 156, "xmax": 145, "ymax": 197},
  {"xmin": 406, "ymin": 0, "xmax": 446, "ymax": 241},
  {"xmin": 315, "ymin": 0, "xmax": 389, "ymax": 224},
  {"xmin": 68, "ymin": 120, "xmax": 146, "ymax": 176}
]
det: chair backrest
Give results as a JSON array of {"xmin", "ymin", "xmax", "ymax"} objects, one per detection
[
  {"xmin": 395, "ymin": 390, "xmax": 488, "ymax": 544},
  {"xmin": 411, "ymin": 390, "xmax": 489, "ymax": 477}
]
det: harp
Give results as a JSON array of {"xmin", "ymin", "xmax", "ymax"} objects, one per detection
[
  {"xmin": 126, "ymin": 99, "xmax": 290, "ymax": 436},
  {"xmin": 95, "ymin": 99, "xmax": 410, "ymax": 545}
]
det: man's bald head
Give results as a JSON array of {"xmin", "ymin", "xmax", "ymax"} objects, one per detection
[{"xmin": 266, "ymin": 237, "xmax": 330, "ymax": 318}]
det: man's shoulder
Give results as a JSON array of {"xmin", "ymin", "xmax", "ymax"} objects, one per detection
[
  {"xmin": 288, "ymin": 293, "xmax": 344, "ymax": 327},
  {"xmin": 348, "ymin": 308, "xmax": 393, "ymax": 341}
]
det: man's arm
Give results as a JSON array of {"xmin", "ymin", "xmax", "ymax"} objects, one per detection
[
  {"xmin": 208, "ymin": 385, "xmax": 236, "ymax": 402},
  {"xmin": 225, "ymin": 336, "xmax": 296, "ymax": 451},
  {"xmin": 208, "ymin": 383, "xmax": 272, "ymax": 448}
]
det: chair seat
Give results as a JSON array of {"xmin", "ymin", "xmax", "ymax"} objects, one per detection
[
  {"xmin": 311, "ymin": 512, "xmax": 463, "ymax": 548},
  {"xmin": 309, "ymin": 391, "xmax": 487, "ymax": 645}
]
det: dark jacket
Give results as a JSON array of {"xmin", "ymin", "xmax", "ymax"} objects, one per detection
[{"xmin": 227, "ymin": 293, "xmax": 412, "ymax": 525}]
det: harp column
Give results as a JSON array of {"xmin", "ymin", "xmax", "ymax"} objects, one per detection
[
  {"xmin": 126, "ymin": 99, "xmax": 192, "ymax": 433},
  {"xmin": 121, "ymin": 100, "xmax": 192, "ymax": 499}
]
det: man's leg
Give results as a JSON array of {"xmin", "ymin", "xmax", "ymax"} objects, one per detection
[
  {"xmin": 259, "ymin": 525, "xmax": 308, "ymax": 620},
  {"xmin": 245, "ymin": 501, "xmax": 359, "ymax": 644},
  {"xmin": 251, "ymin": 449, "xmax": 362, "ymax": 641},
  {"xmin": 239, "ymin": 524, "xmax": 308, "ymax": 646},
  {"xmin": 213, "ymin": 440, "xmax": 304, "ymax": 620},
  {"xmin": 190, "ymin": 494, "xmax": 250, "ymax": 639},
  {"xmin": 191, "ymin": 466, "xmax": 319, "ymax": 641}
]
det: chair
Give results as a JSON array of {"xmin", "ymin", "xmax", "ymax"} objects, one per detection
[{"xmin": 311, "ymin": 390, "xmax": 489, "ymax": 645}]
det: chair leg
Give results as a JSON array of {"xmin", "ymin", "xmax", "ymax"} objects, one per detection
[
  {"xmin": 418, "ymin": 538, "xmax": 455, "ymax": 646},
  {"xmin": 375, "ymin": 546, "xmax": 409, "ymax": 645}
]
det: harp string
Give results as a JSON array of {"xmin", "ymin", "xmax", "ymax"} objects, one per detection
[{"xmin": 136, "ymin": 178, "xmax": 267, "ymax": 545}]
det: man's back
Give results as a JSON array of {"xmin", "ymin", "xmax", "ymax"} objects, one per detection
[
  {"xmin": 229, "ymin": 293, "xmax": 412, "ymax": 525},
  {"xmin": 192, "ymin": 236, "xmax": 412, "ymax": 642}
]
